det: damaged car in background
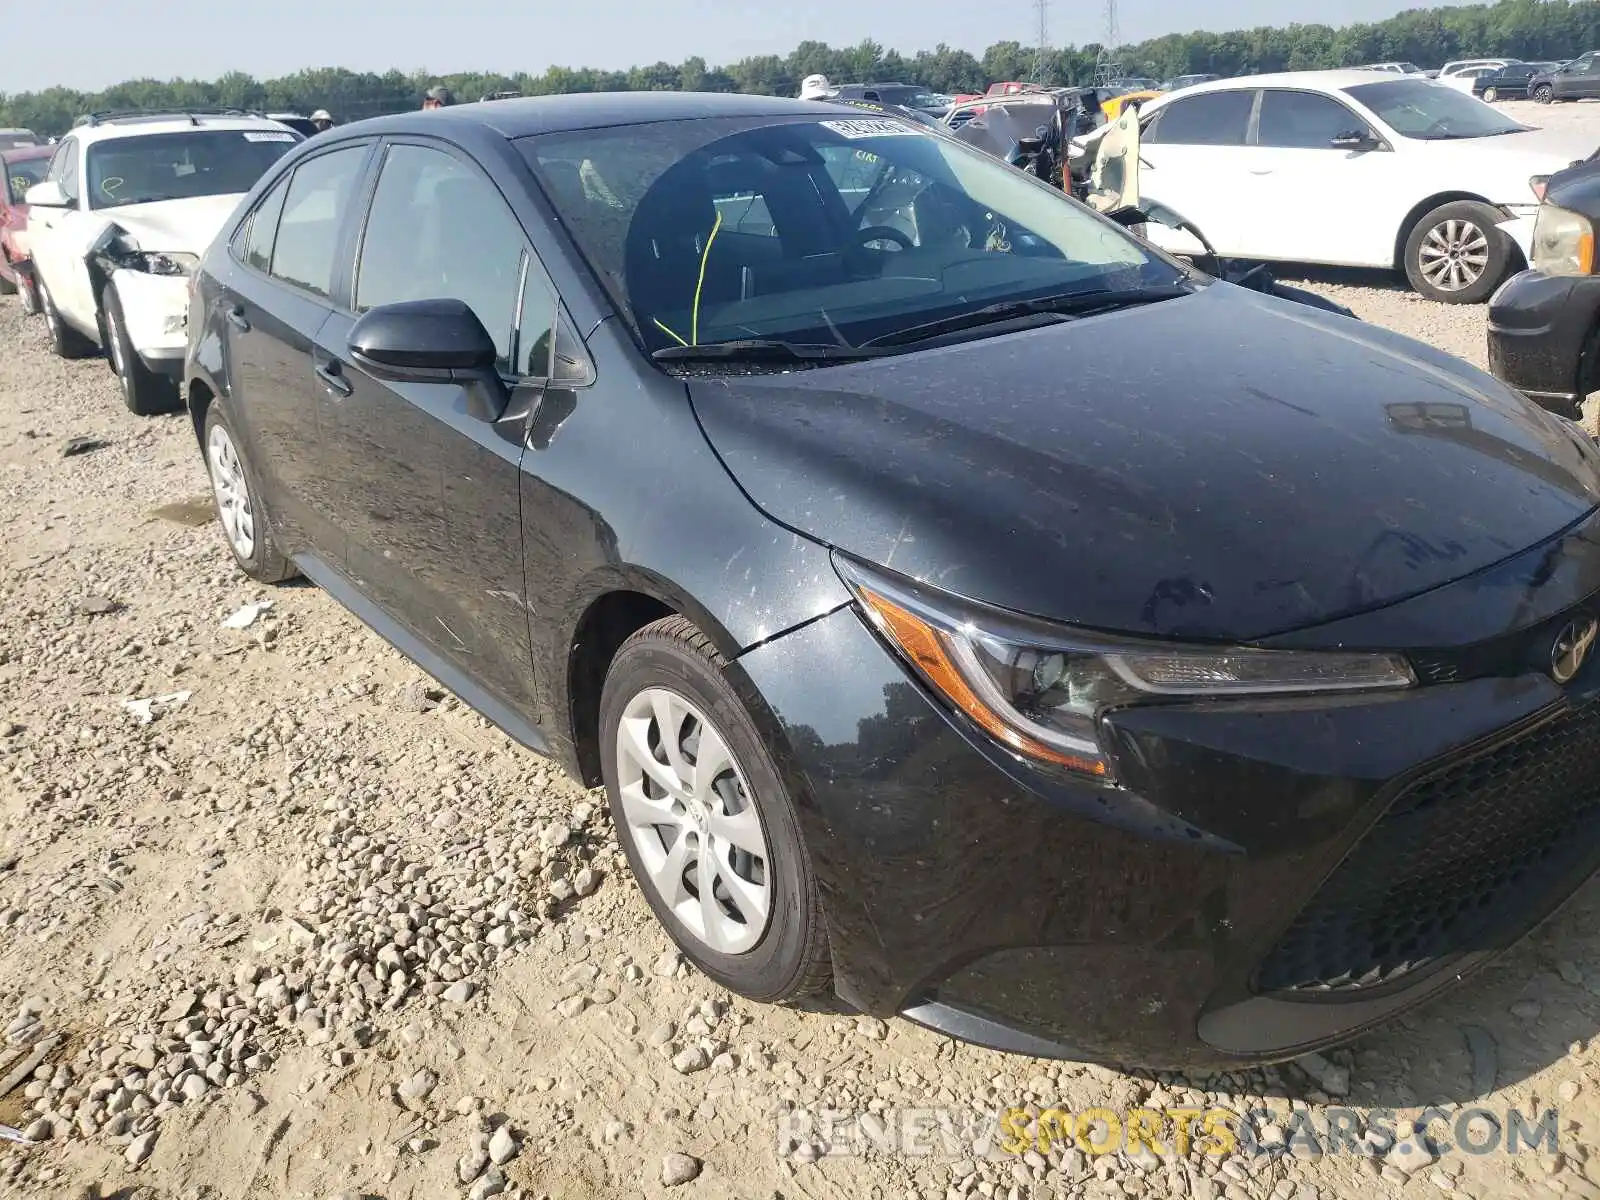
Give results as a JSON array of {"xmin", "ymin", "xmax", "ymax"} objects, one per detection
[
  {"xmin": 948, "ymin": 93, "xmax": 1358, "ymax": 319},
  {"xmin": 1073, "ymin": 71, "xmax": 1599, "ymax": 303},
  {"xmin": 1, "ymin": 143, "xmax": 52, "ymax": 314},
  {"xmin": 23, "ymin": 109, "xmax": 300, "ymax": 413}
]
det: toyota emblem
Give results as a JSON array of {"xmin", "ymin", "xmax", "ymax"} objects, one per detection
[{"xmin": 1551, "ymin": 616, "xmax": 1599, "ymax": 684}]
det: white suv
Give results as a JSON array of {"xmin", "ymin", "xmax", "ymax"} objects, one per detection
[{"xmin": 24, "ymin": 111, "xmax": 301, "ymax": 413}]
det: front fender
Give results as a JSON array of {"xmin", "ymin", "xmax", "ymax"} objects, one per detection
[{"xmin": 1499, "ymin": 212, "xmax": 1537, "ymax": 263}]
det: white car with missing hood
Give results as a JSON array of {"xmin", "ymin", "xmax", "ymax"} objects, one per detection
[
  {"xmin": 1075, "ymin": 70, "xmax": 1598, "ymax": 303},
  {"xmin": 24, "ymin": 111, "xmax": 301, "ymax": 413}
]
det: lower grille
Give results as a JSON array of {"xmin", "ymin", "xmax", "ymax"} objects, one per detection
[{"xmin": 1256, "ymin": 702, "xmax": 1600, "ymax": 995}]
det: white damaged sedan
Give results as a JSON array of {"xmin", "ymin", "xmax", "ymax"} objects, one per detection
[
  {"xmin": 24, "ymin": 112, "xmax": 301, "ymax": 412},
  {"xmin": 1074, "ymin": 70, "xmax": 1597, "ymax": 303}
]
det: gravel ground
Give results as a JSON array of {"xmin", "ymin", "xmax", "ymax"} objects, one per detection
[{"xmin": 6, "ymin": 97, "xmax": 1600, "ymax": 1200}]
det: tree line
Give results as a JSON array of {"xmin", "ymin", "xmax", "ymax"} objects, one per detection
[{"xmin": 5, "ymin": 0, "xmax": 1600, "ymax": 136}]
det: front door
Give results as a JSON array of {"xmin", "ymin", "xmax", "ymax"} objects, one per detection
[
  {"xmin": 1246, "ymin": 88, "xmax": 1402, "ymax": 267},
  {"xmin": 318, "ymin": 138, "xmax": 540, "ymax": 716}
]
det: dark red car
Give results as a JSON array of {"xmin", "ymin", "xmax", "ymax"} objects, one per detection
[{"xmin": 1, "ymin": 145, "xmax": 53, "ymax": 313}]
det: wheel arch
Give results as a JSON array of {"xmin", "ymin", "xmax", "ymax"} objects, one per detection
[
  {"xmin": 1393, "ymin": 191, "xmax": 1499, "ymax": 270},
  {"xmin": 563, "ymin": 569, "xmax": 753, "ymax": 788}
]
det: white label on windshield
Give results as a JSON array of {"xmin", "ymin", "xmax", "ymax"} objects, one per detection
[
  {"xmin": 243, "ymin": 131, "xmax": 296, "ymax": 142},
  {"xmin": 819, "ymin": 118, "xmax": 922, "ymax": 139}
]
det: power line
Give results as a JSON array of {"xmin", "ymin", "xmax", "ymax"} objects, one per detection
[
  {"xmin": 1095, "ymin": 0, "xmax": 1122, "ymax": 84},
  {"xmin": 1030, "ymin": 0, "xmax": 1051, "ymax": 83}
]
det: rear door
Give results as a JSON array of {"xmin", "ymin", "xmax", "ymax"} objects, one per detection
[
  {"xmin": 1138, "ymin": 89, "xmax": 1259, "ymax": 255},
  {"xmin": 315, "ymin": 138, "xmax": 540, "ymax": 715},
  {"xmin": 213, "ymin": 141, "xmax": 375, "ymax": 559}
]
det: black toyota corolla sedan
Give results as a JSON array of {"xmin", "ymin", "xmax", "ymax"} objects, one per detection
[{"xmin": 184, "ymin": 91, "xmax": 1600, "ymax": 1069}]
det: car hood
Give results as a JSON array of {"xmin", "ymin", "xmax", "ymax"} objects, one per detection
[
  {"xmin": 98, "ymin": 194, "xmax": 245, "ymax": 254},
  {"xmin": 689, "ymin": 283, "xmax": 1600, "ymax": 642},
  {"xmin": 1414, "ymin": 125, "xmax": 1598, "ymax": 174}
]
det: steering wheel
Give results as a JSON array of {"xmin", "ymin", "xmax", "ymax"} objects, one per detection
[{"xmin": 854, "ymin": 225, "xmax": 913, "ymax": 252}]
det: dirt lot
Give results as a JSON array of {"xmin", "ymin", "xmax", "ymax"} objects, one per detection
[{"xmin": 6, "ymin": 97, "xmax": 1600, "ymax": 1200}]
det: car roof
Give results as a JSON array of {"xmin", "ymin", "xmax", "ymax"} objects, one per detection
[
  {"xmin": 326, "ymin": 91, "xmax": 853, "ymax": 141},
  {"xmin": 0, "ymin": 144, "xmax": 53, "ymax": 163},
  {"xmin": 70, "ymin": 114, "xmax": 298, "ymax": 148},
  {"xmin": 1141, "ymin": 68, "xmax": 1424, "ymax": 108}
]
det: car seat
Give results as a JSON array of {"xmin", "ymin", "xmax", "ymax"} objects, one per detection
[{"xmin": 625, "ymin": 164, "xmax": 726, "ymax": 337}]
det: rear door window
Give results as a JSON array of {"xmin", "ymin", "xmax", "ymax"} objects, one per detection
[
  {"xmin": 240, "ymin": 176, "xmax": 291, "ymax": 273},
  {"xmin": 1145, "ymin": 91, "xmax": 1255, "ymax": 145},
  {"xmin": 269, "ymin": 144, "xmax": 369, "ymax": 299}
]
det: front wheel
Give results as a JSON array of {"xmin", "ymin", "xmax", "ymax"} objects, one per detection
[
  {"xmin": 1403, "ymin": 200, "xmax": 1513, "ymax": 304},
  {"xmin": 104, "ymin": 285, "xmax": 179, "ymax": 416},
  {"xmin": 600, "ymin": 616, "xmax": 831, "ymax": 1004},
  {"xmin": 1533, "ymin": 83, "xmax": 1555, "ymax": 103},
  {"xmin": 1482, "ymin": 87, "xmax": 1499, "ymax": 103}
]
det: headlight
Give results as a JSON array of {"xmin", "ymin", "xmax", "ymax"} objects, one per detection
[
  {"xmin": 835, "ymin": 557, "xmax": 1415, "ymax": 781},
  {"xmin": 133, "ymin": 251, "xmax": 200, "ymax": 277},
  {"xmin": 1531, "ymin": 204, "xmax": 1595, "ymax": 276}
]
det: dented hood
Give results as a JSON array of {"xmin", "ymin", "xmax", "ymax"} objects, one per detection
[
  {"xmin": 100, "ymin": 194, "xmax": 245, "ymax": 255},
  {"xmin": 689, "ymin": 283, "xmax": 1600, "ymax": 641}
]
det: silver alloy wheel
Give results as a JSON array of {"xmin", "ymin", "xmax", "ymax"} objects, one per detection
[
  {"xmin": 615, "ymin": 687, "xmax": 772, "ymax": 954},
  {"xmin": 206, "ymin": 423, "xmax": 257, "ymax": 561},
  {"xmin": 1483, "ymin": 87, "xmax": 1498, "ymax": 102},
  {"xmin": 1418, "ymin": 218, "xmax": 1490, "ymax": 292}
]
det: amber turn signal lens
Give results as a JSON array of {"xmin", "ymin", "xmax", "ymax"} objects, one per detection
[{"xmin": 857, "ymin": 586, "xmax": 1108, "ymax": 777}]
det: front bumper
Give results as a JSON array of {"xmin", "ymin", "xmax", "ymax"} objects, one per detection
[
  {"xmin": 1487, "ymin": 267, "xmax": 1600, "ymax": 417},
  {"xmin": 734, "ymin": 509, "xmax": 1600, "ymax": 1067},
  {"xmin": 111, "ymin": 269, "xmax": 191, "ymax": 365}
]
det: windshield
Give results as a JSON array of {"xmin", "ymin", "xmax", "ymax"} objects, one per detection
[
  {"xmin": 4, "ymin": 156, "xmax": 48, "ymax": 204},
  {"xmin": 520, "ymin": 115, "xmax": 1175, "ymax": 358},
  {"xmin": 85, "ymin": 128, "xmax": 300, "ymax": 210},
  {"xmin": 1344, "ymin": 79, "xmax": 1529, "ymax": 139}
]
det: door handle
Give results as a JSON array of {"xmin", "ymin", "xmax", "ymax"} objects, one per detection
[
  {"xmin": 226, "ymin": 305, "xmax": 249, "ymax": 332},
  {"xmin": 1248, "ymin": 168, "xmax": 1274, "ymax": 175},
  {"xmin": 315, "ymin": 361, "xmax": 353, "ymax": 397}
]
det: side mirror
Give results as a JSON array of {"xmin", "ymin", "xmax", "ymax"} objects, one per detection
[
  {"xmin": 1331, "ymin": 130, "xmax": 1378, "ymax": 151},
  {"xmin": 24, "ymin": 180, "xmax": 68, "ymax": 208},
  {"xmin": 348, "ymin": 298, "xmax": 507, "ymax": 421}
]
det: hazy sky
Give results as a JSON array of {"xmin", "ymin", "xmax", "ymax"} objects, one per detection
[{"xmin": 8, "ymin": 0, "xmax": 1478, "ymax": 93}]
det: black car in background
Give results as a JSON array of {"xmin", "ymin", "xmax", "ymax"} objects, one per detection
[
  {"xmin": 186, "ymin": 91, "xmax": 1600, "ymax": 1068},
  {"xmin": 1529, "ymin": 52, "xmax": 1600, "ymax": 102},
  {"xmin": 831, "ymin": 83, "xmax": 948, "ymax": 115},
  {"xmin": 1474, "ymin": 61, "xmax": 1563, "ymax": 101},
  {"xmin": 1488, "ymin": 156, "xmax": 1600, "ymax": 416}
]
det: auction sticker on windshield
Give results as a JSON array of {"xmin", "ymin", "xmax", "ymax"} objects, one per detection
[
  {"xmin": 243, "ymin": 131, "xmax": 297, "ymax": 143},
  {"xmin": 819, "ymin": 119, "xmax": 923, "ymax": 139}
]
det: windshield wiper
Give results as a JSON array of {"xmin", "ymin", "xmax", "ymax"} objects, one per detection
[
  {"xmin": 863, "ymin": 284, "xmax": 1195, "ymax": 349},
  {"xmin": 651, "ymin": 339, "xmax": 892, "ymax": 363}
]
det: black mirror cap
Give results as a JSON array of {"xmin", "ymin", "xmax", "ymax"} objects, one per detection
[{"xmin": 349, "ymin": 298, "xmax": 498, "ymax": 375}]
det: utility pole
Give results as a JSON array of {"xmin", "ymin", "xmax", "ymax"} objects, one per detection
[
  {"xmin": 1030, "ymin": 0, "xmax": 1051, "ymax": 83},
  {"xmin": 1094, "ymin": 0, "xmax": 1122, "ymax": 84}
]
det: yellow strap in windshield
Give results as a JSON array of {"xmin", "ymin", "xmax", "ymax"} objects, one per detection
[{"xmin": 690, "ymin": 209, "xmax": 724, "ymax": 346}]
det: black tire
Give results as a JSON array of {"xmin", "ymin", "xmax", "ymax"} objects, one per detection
[
  {"xmin": 200, "ymin": 402, "xmax": 296, "ymax": 583},
  {"xmin": 103, "ymin": 285, "xmax": 179, "ymax": 416},
  {"xmin": 1403, "ymin": 200, "xmax": 1513, "ymax": 304},
  {"xmin": 1533, "ymin": 83, "xmax": 1555, "ymax": 104},
  {"xmin": 37, "ymin": 275, "xmax": 96, "ymax": 358},
  {"xmin": 1482, "ymin": 87, "xmax": 1499, "ymax": 103},
  {"xmin": 599, "ymin": 615, "xmax": 831, "ymax": 1004}
]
